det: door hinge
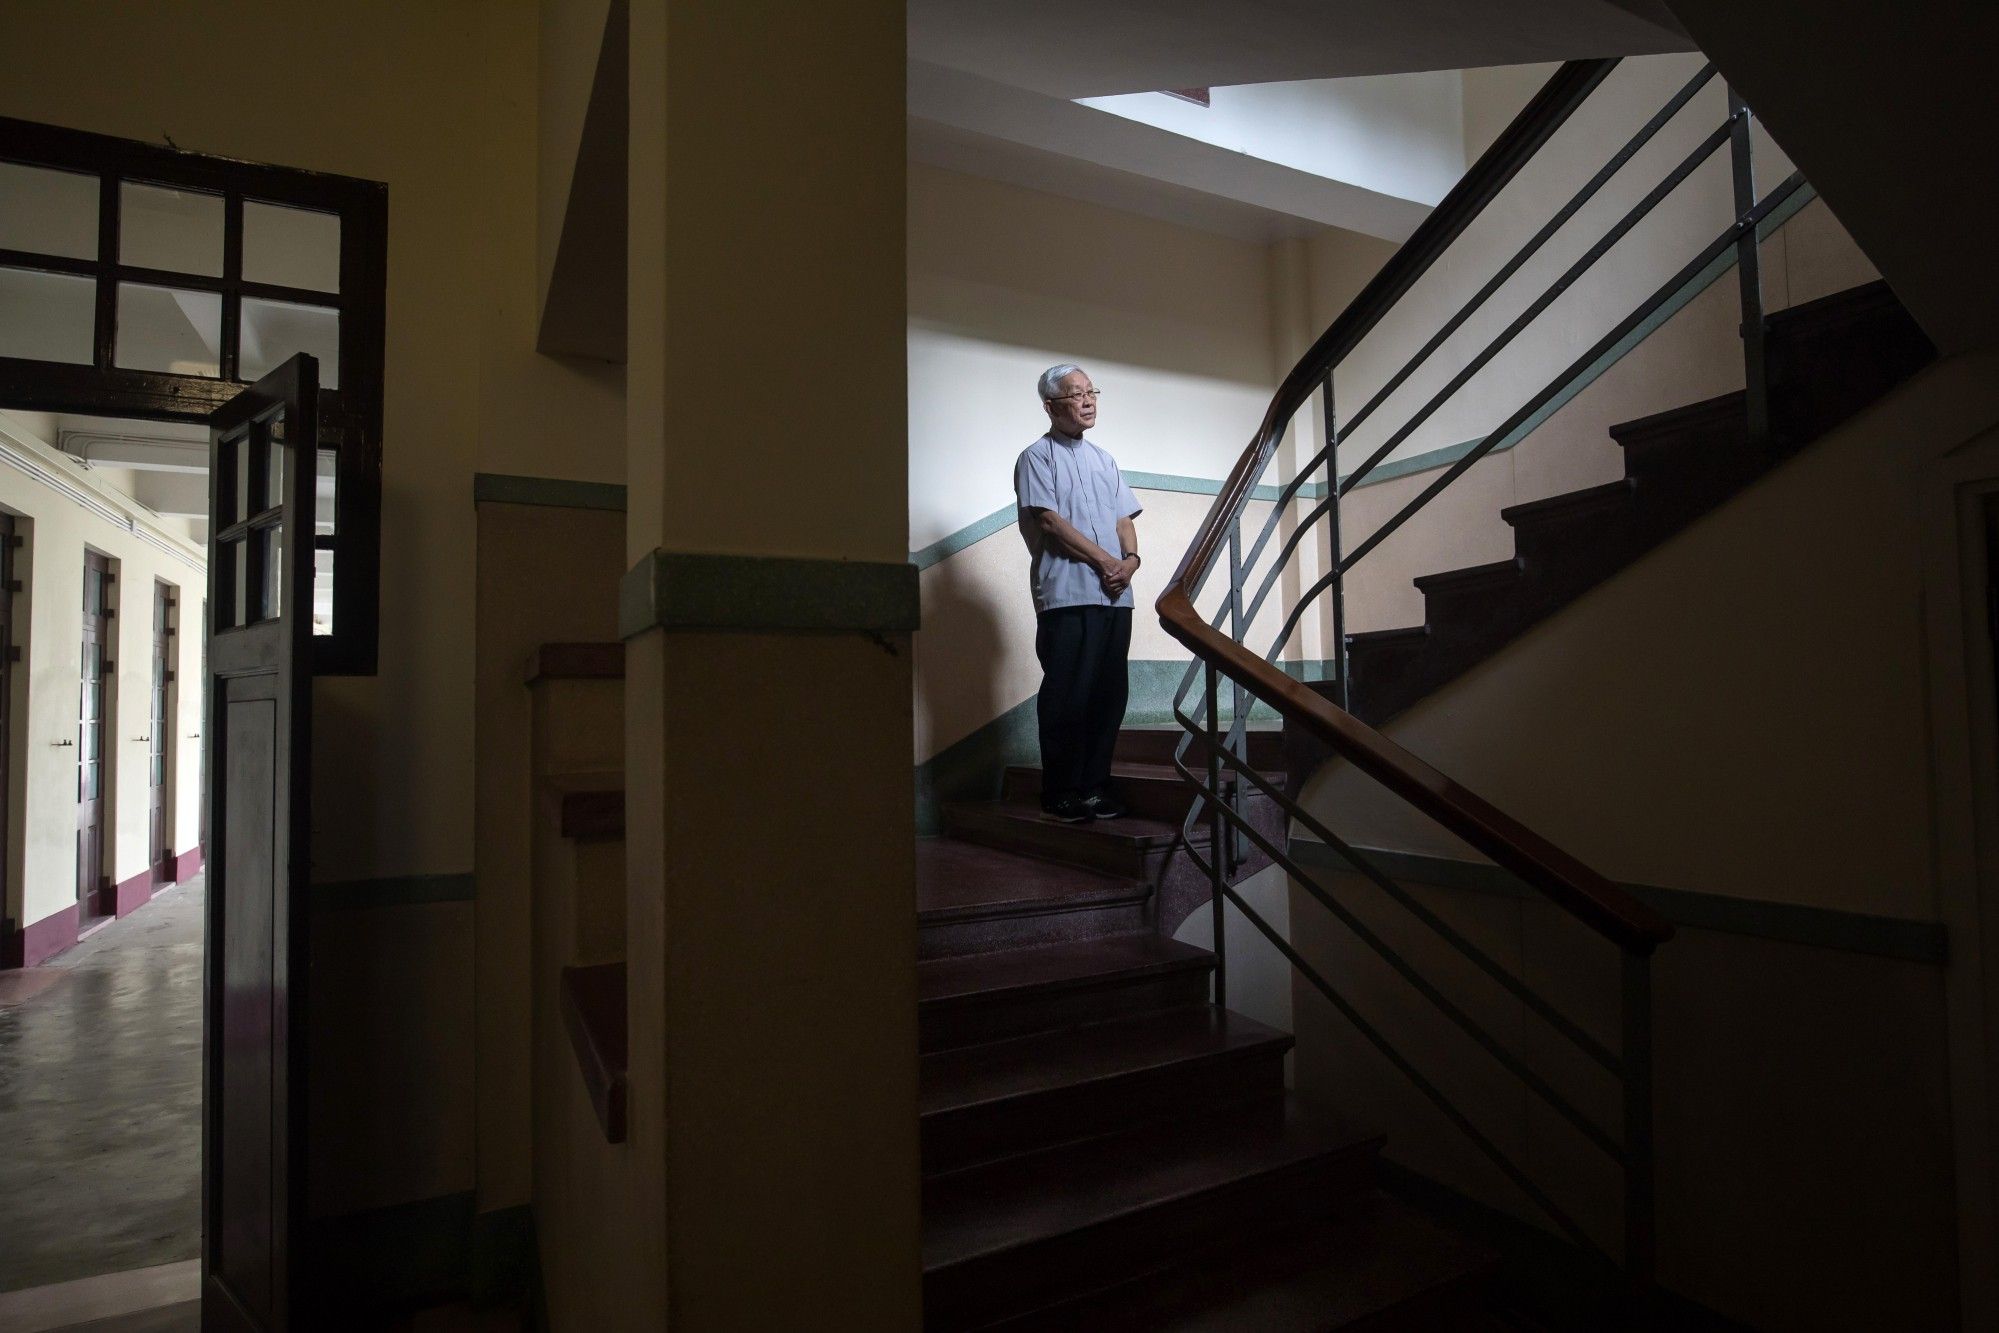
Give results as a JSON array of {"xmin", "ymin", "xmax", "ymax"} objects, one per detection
[
  {"xmin": 4, "ymin": 645, "xmax": 17, "ymax": 664},
  {"xmin": 3, "ymin": 580, "xmax": 17, "ymax": 594}
]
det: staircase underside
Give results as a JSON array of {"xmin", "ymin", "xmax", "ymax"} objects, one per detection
[{"xmin": 1288, "ymin": 280, "xmax": 1933, "ymax": 789}]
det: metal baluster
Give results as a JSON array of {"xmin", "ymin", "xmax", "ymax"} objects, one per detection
[
  {"xmin": 1320, "ymin": 376, "xmax": 1350, "ymax": 709},
  {"xmin": 1226, "ymin": 522, "xmax": 1247, "ymax": 870},
  {"xmin": 1205, "ymin": 661, "xmax": 1227, "ymax": 1010},
  {"xmin": 1728, "ymin": 88, "xmax": 1769, "ymax": 451},
  {"xmin": 1622, "ymin": 949, "xmax": 1656, "ymax": 1289}
]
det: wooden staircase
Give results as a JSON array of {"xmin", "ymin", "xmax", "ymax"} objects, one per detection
[
  {"xmin": 917, "ymin": 729, "xmax": 1502, "ymax": 1330},
  {"xmin": 1304, "ymin": 280, "xmax": 1933, "ymax": 769}
]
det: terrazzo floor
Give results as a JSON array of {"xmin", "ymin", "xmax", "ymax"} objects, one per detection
[{"xmin": 0, "ymin": 878, "xmax": 203, "ymax": 1294}]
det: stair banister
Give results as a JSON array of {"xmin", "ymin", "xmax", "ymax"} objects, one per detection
[{"xmin": 1157, "ymin": 55, "xmax": 1729, "ymax": 1289}]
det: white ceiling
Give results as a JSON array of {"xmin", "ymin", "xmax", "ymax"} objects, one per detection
[
  {"xmin": 908, "ymin": 0, "xmax": 1689, "ymax": 97},
  {"xmin": 907, "ymin": 0, "xmax": 1694, "ymax": 241}
]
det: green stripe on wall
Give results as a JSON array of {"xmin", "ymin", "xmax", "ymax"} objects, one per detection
[
  {"xmin": 1288, "ymin": 838, "xmax": 1945, "ymax": 964},
  {"xmin": 618, "ymin": 548, "xmax": 920, "ymax": 638},
  {"xmin": 914, "ymin": 658, "xmax": 1329, "ymax": 833},
  {"xmin": 474, "ymin": 472, "xmax": 628, "ymax": 511}
]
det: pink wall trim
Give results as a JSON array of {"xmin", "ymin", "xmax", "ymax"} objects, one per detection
[
  {"xmin": 112, "ymin": 868, "xmax": 153, "ymax": 918},
  {"xmin": 3, "ymin": 902, "xmax": 81, "ymax": 969},
  {"xmin": 2, "ymin": 848, "xmax": 203, "ymax": 969}
]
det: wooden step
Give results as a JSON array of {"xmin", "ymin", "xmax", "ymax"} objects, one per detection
[
  {"xmin": 921, "ymin": 1005, "xmax": 1292, "ymax": 1176},
  {"xmin": 917, "ymin": 838, "xmax": 1150, "ymax": 960},
  {"xmin": 1498, "ymin": 478, "xmax": 1636, "ymax": 559},
  {"xmin": 941, "ymin": 800, "xmax": 1198, "ymax": 882},
  {"xmin": 923, "ymin": 1096, "xmax": 1382, "ymax": 1330},
  {"xmin": 1114, "ymin": 725, "xmax": 1285, "ymax": 770},
  {"xmin": 918, "ymin": 936, "xmax": 1214, "ymax": 1052},
  {"xmin": 1000, "ymin": 761, "xmax": 1281, "ymax": 825},
  {"xmin": 985, "ymin": 1190, "xmax": 1498, "ymax": 1332}
]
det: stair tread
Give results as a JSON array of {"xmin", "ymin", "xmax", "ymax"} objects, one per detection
[
  {"xmin": 923, "ymin": 1095, "xmax": 1378, "ymax": 1271},
  {"xmin": 1498, "ymin": 477, "xmax": 1633, "ymax": 527},
  {"xmin": 918, "ymin": 838, "xmax": 1146, "ymax": 920},
  {"xmin": 1004, "ymin": 760, "xmax": 1282, "ymax": 785},
  {"xmin": 918, "ymin": 936, "xmax": 1212, "ymax": 1008},
  {"xmin": 1606, "ymin": 388, "xmax": 1746, "ymax": 445},
  {"xmin": 1347, "ymin": 624, "xmax": 1428, "ymax": 646},
  {"xmin": 1412, "ymin": 557, "xmax": 1523, "ymax": 594},
  {"xmin": 993, "ymin": 1191, "xmax": 1497, "ymax": 1331},
  {"xmin": 919, "ymin": 1005, "xmax": 1290, "ymax": 1119},
  {"xmin": 943, "ymin": 799, "xmax": 1189, "ymax": 848}
]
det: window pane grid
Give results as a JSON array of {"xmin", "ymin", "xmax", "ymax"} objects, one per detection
[{"xmin": 1, "ymin": 162, "xmax": 342, "ymax": 382}]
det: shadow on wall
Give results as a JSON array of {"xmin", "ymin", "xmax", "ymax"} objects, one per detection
[{"xmin": 915, "ymin": 556, "xmax": 1030, "ymax": 833}]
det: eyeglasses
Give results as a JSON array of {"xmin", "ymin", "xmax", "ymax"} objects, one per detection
[{"xmin": 1048, "ymin": 389, "xmax": 1102, "ymax": 404}]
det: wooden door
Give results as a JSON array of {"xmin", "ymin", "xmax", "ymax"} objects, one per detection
[
  {"xmin": 150, "ymin": 582, "xmax": 175, "ymax": 883},
  {"xmin": 203, "ymin": 354, "xmax": 317, "ymax": 1332},
  {"xmin": 0, "ymin": 514, "xmax": 14, "ymax": 921},
  {"xmin": 77, "ymin": 550, "xmax": 112, "ymax": 924}
]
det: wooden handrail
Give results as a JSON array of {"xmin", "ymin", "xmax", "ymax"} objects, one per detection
[{"xmin": 1158, "ymin": 57, "xmax": 1673, "ymax": 954}]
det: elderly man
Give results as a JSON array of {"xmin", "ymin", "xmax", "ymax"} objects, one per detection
[{"xmin": 1014, "ymin": 364, "xmax": 1142, "ymax": 823}]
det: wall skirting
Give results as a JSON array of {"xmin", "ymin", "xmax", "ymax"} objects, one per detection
[
  {"xmin": 618, "ymin": 548, "xmax": 921, "ymax": 639},
  {"xmin": 915, "ymin": 658, "xmax": 1330, "ymax": 833},
  {"xmin": 2, "ymin": 846, "xmax": 205, "ymax": 968},
  {"xmin": 1288, "ymin": 837, "xmax": 1947, "ymax": 964},
  {"xmin": 1, "ymin": 901, "xmax": 78, "ymax": 969},
  {"xmin": 305, "ymin": 1190, "xmax": 536, "ymax": 1312},
  {"xmin": 111, "ymin": 867, "xmax": 153, "ymax": 918}
]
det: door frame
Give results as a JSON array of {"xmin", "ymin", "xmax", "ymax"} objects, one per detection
[
  {"xmin": 77, "ymin": 548, "xmax": 114, "ymax": 924},
  {"xmin": 150, "ymin": 578, "xmax": 176, "ymax": 885}
]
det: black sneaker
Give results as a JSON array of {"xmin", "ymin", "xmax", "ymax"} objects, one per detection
[
  {"xmin": 1083, "ymin": 792, "xmax": 1127, "ymax": 820},
  {"xmin": 1040, "ymin": 796, "xmax": 1095, "ymax": 823}
]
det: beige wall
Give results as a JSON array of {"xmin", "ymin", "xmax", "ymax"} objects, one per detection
[
  {"xmin": 1288, "ymin": 352, "xmax": 1999, "ymax": 1325},
  {"xmin": 908, "ymin": 167, "xmax": 1383, "ymax": 763},
  {"xmin": 622, "ymin": 0, "xmax": 920, "ymax": 1324},
  {"xmin": 908, "ymin": 164, "xmax": 1279, "ymax": 552},
  {"xmin": 0, "ymin": 413, "xmax": 204, "ymax": 930},
  {"xmin": 0, "ymin": 0, "xmax": 627, "ymax": 1219},
  {"xmin": 0, "ymin": 0, "xmax": 626, "ymax": 890}
]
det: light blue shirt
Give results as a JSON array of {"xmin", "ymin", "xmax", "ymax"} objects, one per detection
[{"xmin": 1014, "ymin": 432, "xmax": 1143, "ymax": 614}]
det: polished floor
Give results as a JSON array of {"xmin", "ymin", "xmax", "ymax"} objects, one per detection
[{"xmin": 0, "ymin": 878, "xmax": 203, "ymax": 1294}]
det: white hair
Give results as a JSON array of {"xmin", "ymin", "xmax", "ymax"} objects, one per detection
[{"xmin": 1037, "ymin": 363, "xmax": 1085, "ymax": 401}]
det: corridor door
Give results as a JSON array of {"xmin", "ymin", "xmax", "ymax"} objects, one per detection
[
  {"xmin": 202, "ymin": 354, "xmax": 317, "ymax": 1333},
  {"xmin": 150, "ymin": 582, "xmax": 174, "ymax": 883},
  {"xmin": 77, "ymin": 551, "xmax": 112, "ymax": 924}
]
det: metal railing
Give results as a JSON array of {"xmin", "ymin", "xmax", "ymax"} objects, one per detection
[{"xmin": 1154, "ymin": 56, "xmax": 1798, "ymax": 1284}]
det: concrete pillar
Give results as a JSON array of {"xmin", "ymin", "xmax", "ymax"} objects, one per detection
[{"xmin": 621, "ymin": 0, "xmax": 919, "ymax": 1326}]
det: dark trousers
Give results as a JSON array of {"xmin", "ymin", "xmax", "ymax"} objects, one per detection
[{"xmin": 1035, "ymin": 605, "xmax": 1132, "ymax": 804}]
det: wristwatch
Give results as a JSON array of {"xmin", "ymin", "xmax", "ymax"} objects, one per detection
[{"xmin": 1122, "ymin": 551, "xmax": 1141, "ymax": 565}]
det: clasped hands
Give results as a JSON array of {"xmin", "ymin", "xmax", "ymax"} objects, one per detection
[{"xmin": 1098, "ymin": 553, "xmax": 1138, "ymax": 597}]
